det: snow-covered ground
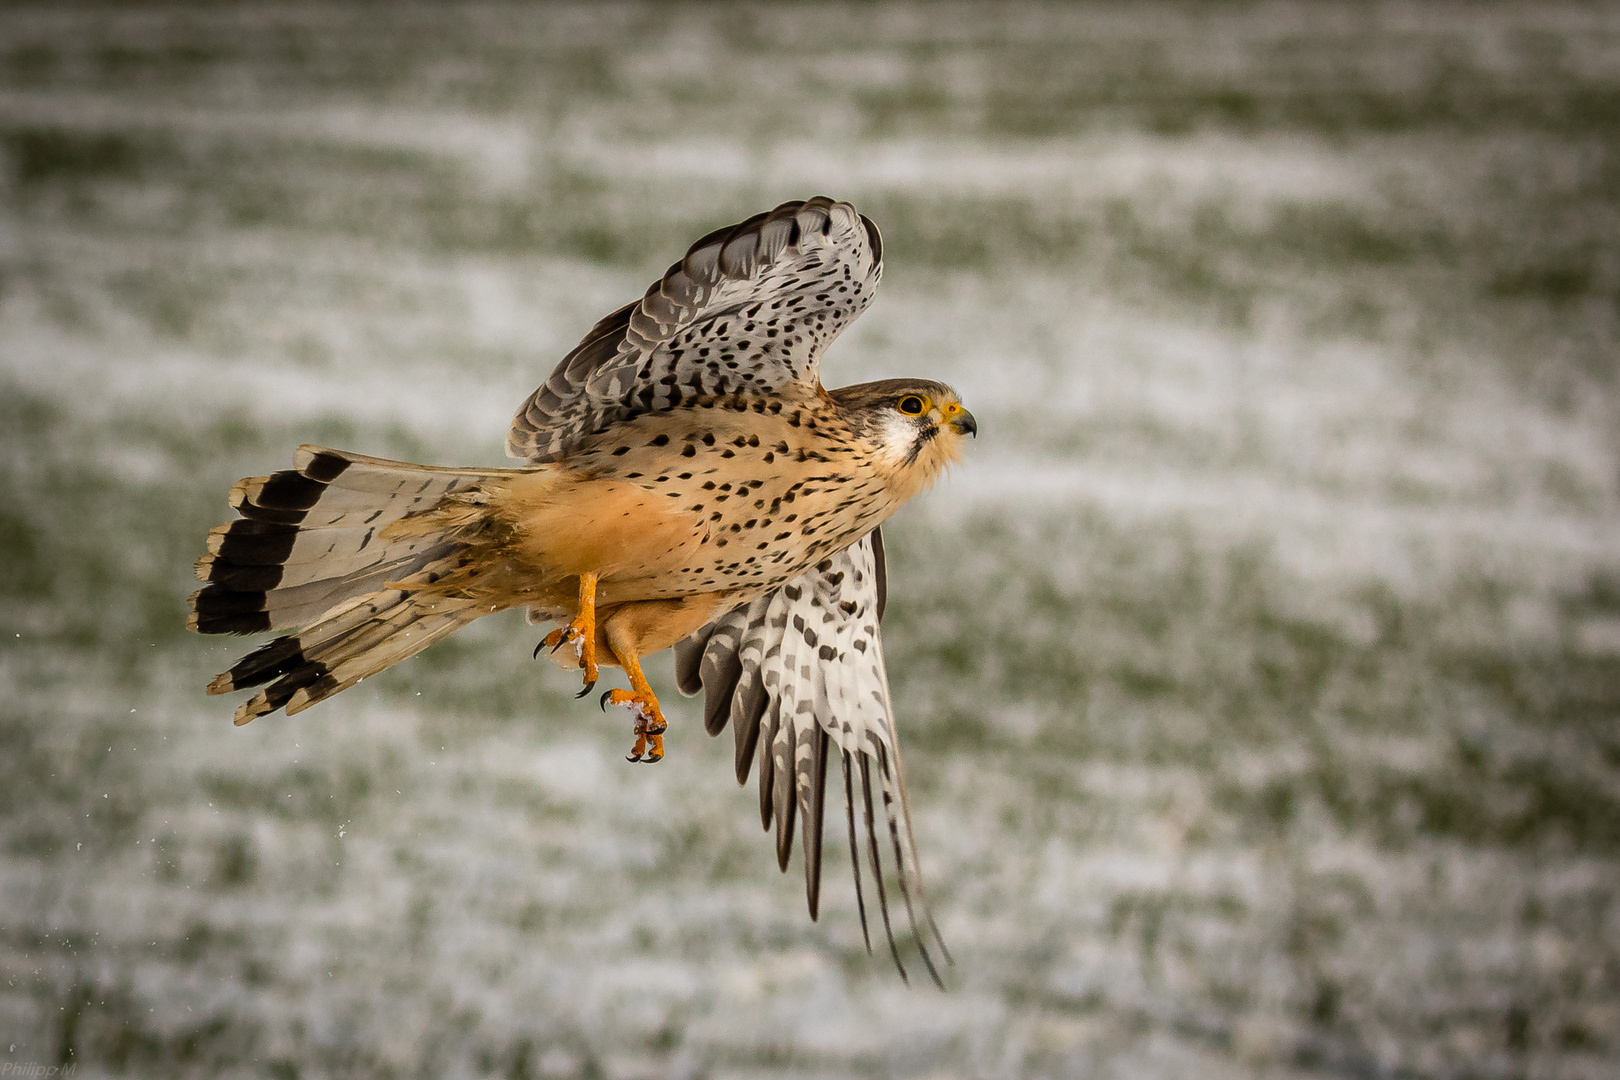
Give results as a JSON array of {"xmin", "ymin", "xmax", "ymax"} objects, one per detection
[{"xmin": 3, "ymin": 4, "xmax": 1618, "ymax": 1077}]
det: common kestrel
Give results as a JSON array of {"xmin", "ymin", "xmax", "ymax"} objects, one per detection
[{"xmin": 190, "ymin": 197, "xmax": 973, "ymax": 982}]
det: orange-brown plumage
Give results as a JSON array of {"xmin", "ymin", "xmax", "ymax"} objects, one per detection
[{"xmin": 382, "ymin": 379, "xmax": 973, "ymax": 663}]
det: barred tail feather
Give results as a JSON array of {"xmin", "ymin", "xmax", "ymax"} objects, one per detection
[
  {"xmin": 189, "ymin": 445, "xmax": 520, "ymax": 636},
  {"xmin": 211, "ymin": 591, "xmax": 489, "ymax": 725},
  {"xmin": 192, "ymin": 445, "xmax": 525, "ymax": 722}
]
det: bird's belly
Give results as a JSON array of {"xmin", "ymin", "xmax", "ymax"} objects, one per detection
[{"xmin": 497, "ymin": 471, "xmax": 709, "ymax": 602}]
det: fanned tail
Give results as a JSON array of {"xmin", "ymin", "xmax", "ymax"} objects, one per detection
[{"xmin": 190, "ymin": 445, "xmax": 525, "ymax": 723}]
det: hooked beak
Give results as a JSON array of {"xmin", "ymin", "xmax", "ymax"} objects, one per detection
[{"xmin": 949, "ymin": 408, "xmax": 978, "ymax": 438}]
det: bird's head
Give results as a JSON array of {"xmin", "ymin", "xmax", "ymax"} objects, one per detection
[{"xmin": 830, "ymin": 378, "xmax": 977, "ymax": 496}]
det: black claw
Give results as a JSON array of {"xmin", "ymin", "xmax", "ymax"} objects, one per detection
[
  {"xmin": 575, "ymin": 678, "xmax": 597, "ymax": 699},
  {"xmin": 599, "ymin": 690, "xmax": 613, "ymax": 711},
  {"xmin": 625, "ymin": 753, "xmax": 642, "ymax": 762},
  {"xmin": 532, "ymin": 641, "xmax": 545, "ymax": 659}
]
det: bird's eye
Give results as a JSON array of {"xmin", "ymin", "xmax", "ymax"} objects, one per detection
[{"xmin": 897, "ymin": 395, "xmax": 927, "ymax": 415}]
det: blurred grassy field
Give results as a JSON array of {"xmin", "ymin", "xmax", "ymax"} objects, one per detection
[{"xmin": 2, "ymin": 3, "xmax": 1619, "ymax": 1078}]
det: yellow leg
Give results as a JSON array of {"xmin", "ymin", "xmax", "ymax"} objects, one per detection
[
  {"xmin": 538, "ymin": 571, "xmax": 599, "ymax": 697},
  {"xmin": 601, "ymin": 625, "xmax": 668, "ymax": 763}
]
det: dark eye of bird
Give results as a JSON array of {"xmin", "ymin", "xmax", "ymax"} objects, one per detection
[{"xmin": 897, "ymin": 395, "xmax": 925, "ymax": 415}]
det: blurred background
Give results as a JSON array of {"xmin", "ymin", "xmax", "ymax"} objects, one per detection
[{"xmin": 2, "ymin": 2, "xmax": 1618, "ymax": 1077}]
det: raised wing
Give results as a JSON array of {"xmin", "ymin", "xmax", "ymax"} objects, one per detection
[
  {"xmin": 508, "ymin": 196, "xmax": 883, "ymax": 463},
  {"xmin": 673, "ymin": 528, "xmax": 950, "ymax": 986}
]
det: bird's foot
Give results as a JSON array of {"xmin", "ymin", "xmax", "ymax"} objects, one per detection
[
  {"xmin": 601, "ymin": 689, "xmax": 667, "ymax": 763},
  {"xmin": 535, "ymin": 619, "xmax": 598, "ymax": 698}
]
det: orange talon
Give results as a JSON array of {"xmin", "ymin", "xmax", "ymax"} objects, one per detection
[
  {"xmin": 601, "ymin": 687, "xmax": 667, "ymax": 764},
  {"xmin": 599, "ymin": 609, "xmax": 672, "ymax": 764},
  {"xmin": 540, "ymin": 571, "xmax": 599, "ymax": 695}
]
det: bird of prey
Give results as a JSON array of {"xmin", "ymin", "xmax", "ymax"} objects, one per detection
[{"xmin": 189, "ymin": 197, "xmax": 974, "ymax": 982}]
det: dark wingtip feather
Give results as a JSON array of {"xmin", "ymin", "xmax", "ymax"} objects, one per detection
[
  {"xmin": 733, "ymin": 674, "xmax": 767, "ymax": 786},
  {"xmin": 859, "ymin": 754, "xmax": 908, "ymax": 984},
  {"xmin": 803, "ymin": 728, "xmax": 830, "ymax": 921},
  {"xmin": 844, "ymin": 754, "xmax": 872, "ymax": 953},
  {"xmin": 893, "ymin": 851, "xmax": 946, "ymax": 991},
  {"xmin": 860, "ymin": 213, "xmax": 883, "ymax": 266},
  {"xmin": 775, "ymin": 800, "xmax": 797, "ymax": 873},
  {"xmin": 673, "ymin": 633, "xmax": 707, "ymax": 698},
  {"xmin": 871, "ymin": 526, "xmax": 887, "ymax": 623},
  {"xmin": 700, "ymin": 646, "xmax": 744, "ymax": 736},
  {"xmin": 772, "ymin": 720, "xmax": 797, "ymax": 874},
  {"xmin": 877, "ymin": 746, "xmax": 947, "ymax": 991},
  {"xmin": 928, "ymin": 911, "xmax": 955, "ymax": 968},
  {"xmin": 758, "ymin": 700, "xmax": 779, "ymax": 832}
]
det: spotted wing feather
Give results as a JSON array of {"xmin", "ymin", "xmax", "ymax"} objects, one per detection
[
  {"xmin": 673, "ymin": 528, "xmax": 948, "ymax": 985},
  {"xmin": 507, "ymin": 196, "xmax": 883, "ymax": 463}
]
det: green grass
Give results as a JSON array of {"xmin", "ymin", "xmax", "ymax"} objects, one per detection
[{"xmin": 4, "ymin": 2, "xmax": 1620, "ymax": 1076}]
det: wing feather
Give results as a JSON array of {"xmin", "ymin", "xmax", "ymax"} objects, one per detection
[
  {"xmin": 672, "ymin": 528, "xmax": 948, "ymax": 984},
  {"xmin": 859, "ymin": 751, "xmax": 906, "ymax": 981},
  {"xmin": 507, "ymin": 197, "xmax": 883, "ymax": 463},
  {"xmin": 842, "ymin": 752, "xmax": 873, "ymax": 952},
  {"xmin": 802, "ymin": 728, "xmax": 831, "ymax": 920},
  {"xmin": 770, "ymin": 693, "xmax": 797, "ymax": 869}
]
